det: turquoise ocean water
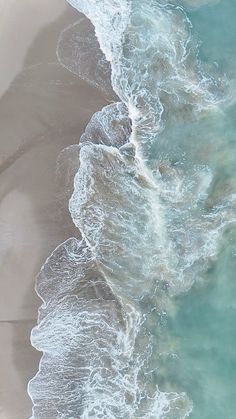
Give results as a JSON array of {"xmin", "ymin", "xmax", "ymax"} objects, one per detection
[
  {"xmin": 165, "ymin": 3, "xmax": 236, "ymax": 417},
  {"xmin": 28, "ymin": 1, "xmax": 236, "ymax": 418}
]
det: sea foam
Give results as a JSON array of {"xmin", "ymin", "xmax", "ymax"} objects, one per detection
[{"xmin": 29, "ymin": 0, "xmax": 235, "ymax": 418}]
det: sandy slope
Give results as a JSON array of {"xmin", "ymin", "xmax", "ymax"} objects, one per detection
[
  {"xmin": 0, "ymin": 1, "xmax": 108, "ymax": 417},
  {"xmin": 0, "ymin": 0, "xmax": 66, "ymax": 98}
]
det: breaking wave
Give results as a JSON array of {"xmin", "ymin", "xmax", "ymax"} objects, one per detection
[{"xmin": 28, "ymin": 0, "xmax": 235, "ymax": 418}]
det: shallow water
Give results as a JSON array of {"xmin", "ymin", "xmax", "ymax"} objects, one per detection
[
  {"xmin": 29, "ymin": 0, "xmax": 236, "ymax": 417},
  {"xmin": 164, "ymin": 228, "xmax": 236, "ymax": 419}
]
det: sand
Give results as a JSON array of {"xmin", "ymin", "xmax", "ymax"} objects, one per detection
[{"xmin": 0, "ymin": 1, "xmax": 110, "ymax": 417}]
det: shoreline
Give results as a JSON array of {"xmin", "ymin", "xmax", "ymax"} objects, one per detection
[{"xmin": 0, "ymin": 2, "xmax": 109, "ymax": 417}]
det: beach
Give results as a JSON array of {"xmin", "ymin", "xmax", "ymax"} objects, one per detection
[
  {"xmin": 1, "ymin": 0, "xmax": 236, "ymax": 418},
  {"xmin": 0, "ymin": 1, "xmax": 108, "ymax": 417}
]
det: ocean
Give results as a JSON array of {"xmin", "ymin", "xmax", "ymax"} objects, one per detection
[{"xmin": 28, "ymin": 0, "xmax": 236, "ymax": 417}]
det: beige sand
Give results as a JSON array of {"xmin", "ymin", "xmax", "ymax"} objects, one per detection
[
  {"xmin": 0, "ymin": 1, "xmax": 109, "ymax": 417},
  {"xmin": 0, "ymin": 0, "xmax": 66, "ymax": 98}
]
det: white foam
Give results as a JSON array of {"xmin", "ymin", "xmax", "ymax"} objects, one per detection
[
  {"xmin": 29, "ymin": 0, "xmax": 235, "ymax": 417},
  {"xmin": 57, "ymin": 17, "xmax": 114, "ymax": 96}
]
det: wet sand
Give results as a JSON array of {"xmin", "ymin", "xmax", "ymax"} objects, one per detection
[{"xmin": 0, "ymin": 2, "xmax": 109, "ymax": 418}]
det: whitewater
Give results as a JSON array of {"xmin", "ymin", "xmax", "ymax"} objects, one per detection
[{"xmin": 28, "ymin": 0, "xmax": 236, "ymax": 418}]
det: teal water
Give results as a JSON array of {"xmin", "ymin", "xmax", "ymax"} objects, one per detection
[
  {"xmin": 160, "ymin": 3, "xmax": 236, "ymax": 417},
  {"xmin": 29, "ymin": 1, "xmax": 236, "ymax": 418},
  {"xmin": 190, "ymin": 0, "xmax": 236, "ymax": 79},
  {"xmin": 163, "ymin": 228, "xmax": 236, "ymax": 418}
]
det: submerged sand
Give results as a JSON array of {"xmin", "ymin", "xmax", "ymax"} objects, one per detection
[{"xmin": 0, "ymin": 1, "xmax": 109, "ymax": 417}]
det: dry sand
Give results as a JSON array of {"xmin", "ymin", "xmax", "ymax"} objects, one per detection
[{"xmin": 0, "ymin": 1, "xmax": 110, "ymax": 417}]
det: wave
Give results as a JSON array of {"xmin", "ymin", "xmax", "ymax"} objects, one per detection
[
  {"xmin": 56, "ymin": 16, "xmax": 114, "ymax": 96},
  {"xmin": 29, "ymin": 0, "xmax": 235, "ymax": 418},
  {"xmin": 179, "ymin": 0, "xmax": 221, "ymax": 9},
  {"xmin": 28, "ymin": 236, "xmax": 193, "ymax": 418},
  {"xmin": 67, "ymin": 0, "xmax": 228, "ymax": 152}
]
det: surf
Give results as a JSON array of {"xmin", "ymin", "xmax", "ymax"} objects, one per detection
[{"xmin": 28, "ymin": 0, "xmax": 236, "ymax": 418}]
